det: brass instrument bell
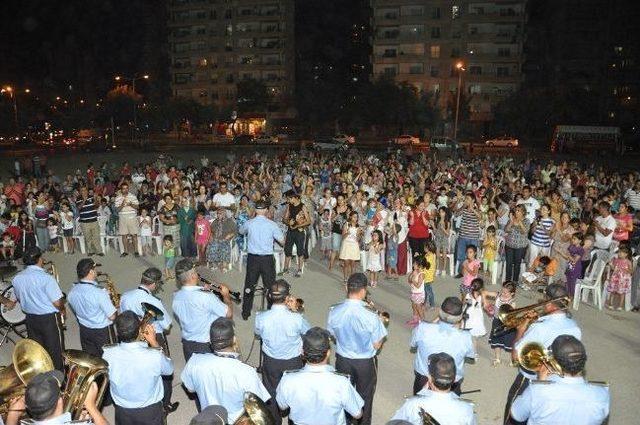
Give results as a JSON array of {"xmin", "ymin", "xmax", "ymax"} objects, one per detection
[
  {"xmin": 62, "ymin": 350, "xmax": 110, "ymax": 420},
  {"xmin": 518, "ymin": 342, "xmax": 564, "ymax": 376},
  {"xmin": 233, "ymin": 391, "xmax": 275, "ymax": 425},
  {"xmin": 138, "ymin": 302, "xmax": 164, "ymax": 341}
]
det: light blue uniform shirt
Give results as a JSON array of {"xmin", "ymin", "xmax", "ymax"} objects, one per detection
[
  {"xmin": 181, "ymin": 352, "xmax": 270, "ymax": 423},
  {"xmin": 21, "ymin": 412, "xmax": 91, "ymax": 424},
  {"xmin": 172, "ymin": 285, "xmax": 228, "ymax": 343},
  {"xmin": 255, "ymin": 304, "xmax": 311, "ymax": 360},
  {"xmin": 11, "ymin": 265, "xmax": 63, "ymax": 315},
  {"xmin": 239, "ymin": 215, "xmax": 284, "ymax": 255},
  {"xmin": 391, "ymin": 388, "xmax": 476, "ymax": 425},
  {"xmin": 276, "ymin": 364, "xmax": 364, "ymax": 425},
  {"xmin": 103, "ymin": 341, "xmax": 173, "ymax": 409},
  {"xmin": 514, "ymin": 313, "xmax": 582, "ymax": 379},
  {"xmin": 327, "ymin": 299, "xmax": 388, "ymax": 359},
  {"xmin": 67, "ymin": 280, "xmax": 116, "ymax": 329},
  {"xmin": 511, "ymin": 375, "xmax": 609, "ymax": 425},
  {"xmin": 410, "ymin": 321, "xmax": 475, "ymax": 382},
  {"xmin": 119, "ymin": 286, "xmax": 172, "ymax": 334}
]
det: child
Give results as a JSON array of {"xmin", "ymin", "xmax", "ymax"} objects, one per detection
[
  {"xmin": 19, "ymin": 213, "xmax": 37, "ymax": 252},
  {"xmin": 163, "ymin": 235, "xmax": 176, "ymax": 280},
  {"xmin": 521, "ymin": 255, "xmax": 558, "ymax": 289},
  {"xmin": 407, "ymin": 256, "xmax": 428, "ymax": 326},
  {"xmin": 138, "ymin": 208, "xmax": 153, "ymax": 256},
  {"xmin": 460, "ymin": 245, "xmax": 480, "ymax": 294},
  {"xmin": 194, "ymin": 208, "xmax": 210, "ymax": 264},
  {"xmin": 433, "ymin": 206, "xmax": 451, "ymax": 276},
  {"xmin": 464, "ymin": 278, "xmax": 487, "ymax": 356},
  {"xmin": 423, "ymin": 241, "xmax": 437, "ymax": 307},
  {"xmin": 60, "ymin": 203, "xmax": 75, "ymax": 254},
  {"xmin": 487, "ymin": 281, "xmax": 517, "ymax": 366},
  {"xmin": 366, "ymin": 230, "xmax": 384, "ymax": 287},
  {"xmin": 482, "ymin": 225, "xmax": 498, "ymax": 281},
  {"xmin": 605, "ymin": 246, "xmax": 633, "ymax": 310},
  {"xmin": 46, "ymin": 218, "xmax": 60, "ymax": 253},
  {"xmin": 385, "ymin": 223, "xmax": 400, "ymax": 280},
  {"xmin": 319, "ymin": 209, "xmax": 332, "ymax": 260},
  {"xmin": 563, "ymin": 233, "xmax": 584, "ymax": 296},
  {"xmin": 580, "ymin": 234, "xmax": 595, "ymax": 278},
  {"xmin": 0, "ymin": 233, "xmax": 15, "ymax": 260}
]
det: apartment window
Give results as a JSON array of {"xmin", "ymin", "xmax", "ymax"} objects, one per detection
[
  {"xmin": 469, "ymin": 84, "xmax": 481, "ymax": 94},
  {"xmin": 174, "ymin": 73, "xmax": 192, "ymax": 84},
  {"xmin": 408, "ymin": 7, "xmax": 423, "ymax": 16},
  {"xmin": 469, "ymin": 27, "xmax": 478, "ymax": 35},
  {"xmin": 431, "ymin": 27, "xmax": 441, "ymax": 38},
  {"xmin": 470, "ymin": 66, "xmax": 482, "ymax": 75},
  {"xmin": 174, "ymin": 58, "xmax": 191, "ymax": 68},
  {"xmin": 194, "ymin": 26, "xmax": 206, "ymax": 35},
  {"xmin": 409, "ymin": 64, "xmax": 423, "ymax": 74},
  {"xmin": 498, "ymin": 47, "xmax": 511, "ymax": 57},
  {"xmin": 430, "ymin": 45, "xmax": 440, "ymax": 58},
  {"xmin": 383, "ymin": 11, "xmax": 398, "ymax": 19},
  {"xmin": 452, "ymin": 5, "xmax": 460, "ymax": 19},
  {"xmin": 225, "ymin": 24, "xmax": 233, "ymax": 36},
  {"xmin": 500, "ymin": 8, "xmax": 516, "ymax": 16},
  {"xmin": 383, "ymin": 49, "xmax": 397, "ymax": 58},
  {"xmin": 226, "ymin": 74, "xmax": 234, "ymax": 83},
  {"xmin": 195, "ymin": 10, "xmax": 207, "ymax": 19},
  {"xmin": 224, "ymin": 9, "xmax": 232, "ymax": 19},
  {"xmin": 211, "ymin": 91, "xmax": 219, "ymax": 100},
  {"xmin": 497, "ymin": 67, "xmax": 510, "ymax": 77},
  {"xmin": 430, "ymin": 66, "xmax": 439, "ymax": 77},
  {"xmin": 450, "ymin": 47, "xmax": 460, "ymax": 58},
  {"xmin": 382, "ymin": 28, "xmax": 400, "ymax": 39},
  {"xmin": 471, "ymin": 6, "xmax": 484, "ymax": 15},
  {"xmin": 431, "ymin": 7, "xmax": 441, "ymax": 19},
  {"xmin": 383, "ymin": 67, "xmax": 397, "ymax": 77},
  {"xmin": 239, "ymin": 8, "xmax": 254, "ymax": 16}
]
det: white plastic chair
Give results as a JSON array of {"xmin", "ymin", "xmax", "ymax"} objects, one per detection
[
  {"xmin": 445, "ymin": 230, "xmax": 457, "ymax": 276},
  {"xmin": 72, "ymin": 218, "xmax": 86, "ymax": 254},
  {"xmin": 573, "ymin": 258, "xmax": 607, "ymax": 310},
  {"xmin": 491, "ymin": 237, "xmax": 505, "ymax": 286}
]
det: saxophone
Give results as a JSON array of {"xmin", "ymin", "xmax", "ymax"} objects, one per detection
[{"xmin": 97, "ymin": 272, "xmax": 120, "ymax": 308}]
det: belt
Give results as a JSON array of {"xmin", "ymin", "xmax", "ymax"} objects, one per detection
[{"xmin": 248, "ymin": 253, "xmax": 273, "ymax": 257}]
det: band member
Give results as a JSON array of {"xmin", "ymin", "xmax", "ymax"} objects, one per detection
[
  {"xmin": 103, "ymin": 311, "xmax": 174, "ymax": 425},
  {"xmin": 4, "ymin": 371, "xmax": 108, "ymax": 425},
  {"xmin": 172, "ymin": 259, "xmax": 233, "ymax": 361},
  {"xmin": 282, "ymin": 192, "xmax": 311, "ymax": 277},
  {"xmin": 276, "ymin": 327, "xmax": 364, "ymax": 424},
  {"xmin": 119, "ymin": 267, "xmax": 179, "ymax": 415},
  {"xmin": 504, "ymin": 284, "xmax": 581, "ymax": 425},
  {"xmin": 391, "ymin": 352, "xmax": 476, "ymax": 425},
  {"xmin": 410, "ymin": 297, "xmax": 475, "ymax": 395},
  {"xmin": 181, "ymin": 317, "xmax": 270, "ymax": 422},
  {"xmin": 255, "ymin": 279, "xmax": 310, "ymax": 422},
  {"xmin": 238, "ymin": 200, "xmax": 284, "ymax": 320},
  {"xmin": 327, "ymin": 273, "xmax": 387, "ymax": 425},
  {"xmin": 67, "ymin": 258, "xmax": 117, "ymax": 358},
  {"xmin": 510, "ymin": 335, "xmax": 610, "ymax": 425},
  {"xmin": 11, "ymin": 247, "xmax": 66, "ymax": 371}
]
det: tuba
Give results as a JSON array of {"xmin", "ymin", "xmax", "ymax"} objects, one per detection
[
  {"xmin": 62, "ymin": 350, "xmax": 109, "ymax": 420},
  {"xmin": 517, "ymin": 342, "xmax": 563, "ymax": 376},
  {"xmin": 0, "ymin": 339, "xmax": 54, "ymax": 415},
  {"xmin": 234, "ymin": 391, "xmax": 275, "ymax": 425},
  {"xmin": 97, "ymin": 272, "xmax": 121, "ymax": 308},
  {"xmin": 419, "ymin": 407, "xmax": 442, "ymax": 425},
  {"xmin": 498, "ymin": 296, "xmax": 570, "ymax": 330},
  {"xmin": 138, "ymin": 302, "xmax": 164, "ymax": 342},
  {"xmin": 43, "ymin": 260, "xmax": 60, "ymax": 283}
]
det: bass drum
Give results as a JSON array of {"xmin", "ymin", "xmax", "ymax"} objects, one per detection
[{"xmin": 1, "ymin": 285, "xmax": 26, "ymax": 325}]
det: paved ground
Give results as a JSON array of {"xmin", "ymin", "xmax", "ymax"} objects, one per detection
[{"xmin": 0, "ymin": 149, "xmax": 639, "ymax": 424}]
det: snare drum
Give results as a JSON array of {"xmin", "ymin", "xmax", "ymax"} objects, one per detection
[{"xmin": 1, "ymin": 285, "xmax": 26, "ymax": 325}]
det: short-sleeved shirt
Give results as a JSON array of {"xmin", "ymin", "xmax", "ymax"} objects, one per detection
[
  {"xmin": 391, "ymin": 388, "xmax": 476, "ymax": 425},
  {"xmin": 172, "ymin": 285, "xmax": 228, "ymax": 343},
  {"xmin": 255, "ymin": 304, "xmax": 311, "ymax": 360},
  {"xmin": 12, "ymin": 266, "xmax": 63, "ymax": 315},
  {"xmin": 67, "ymin": 280, "xmax": 117, "ymax": 329},
  {"xmin": 531, "ymin": 217, "xmax": 555, "ymax": 248},
  {"xmin": 239, "ymin": 215, "xmax": 284, "ymax": 255},
  {"xmin": 327, "ymin": 299, "xmax": 388, "ymax": 359},
  {"xmin": 594, "ymin": 214, "xmax": 616, "ymax": 249},
  {"xmin": 517, "ymin": 197, "xmax": 541, "ymax": 222},
  {"xmin": 119, "ymin": 286, "xmax": 172, "ymax": 334},
  {"xmin": 115, "ymin": 193, "xmax": 139, "ymax": 216}
]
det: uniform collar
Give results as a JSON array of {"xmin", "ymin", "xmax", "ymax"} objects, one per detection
[
  {"xmin": 302, "ymin": 364, "xmax": 334, "ymax": 373},
  {"xmin": 213, "ymin": 351, "xmax": 240, "ymax": 359},
  {"xmin": 26, "ymin": 265, "xmax": 45, "ymax": 272},
  {"xmin": 181, "ymin": 285, "xmax": 202, "ymax": 291},
  {"xmin": 549, "ymin": 375, "xmax": 585, "ymax": 385},
  {"xmin": 27, "ymin": 412, "xmax": 73, "ymax": 424},
  {"xmin": 77, "ymin": 279, "xmax": 99, "ymax": 286},
  {"xmin": 121, "ymin": 341, "xmax": 148, "ymax": 350},
  {"xmin": 138, "ymin": 286, "xmax": 152, "ymax": 294},
  {"xmin": 538, "ymin": 312, "xmax": 567, "ymax": 322},
  {"xmin": 416, "ymin": 388, "xmax": 456, "ymax": 399},
  {"xmin": 345, "ymin": 299, "xmax": 365, "ymax": 305},
  {"xmin": 271, "ymin": 304, "xmax": 288, "ymax": 311}
]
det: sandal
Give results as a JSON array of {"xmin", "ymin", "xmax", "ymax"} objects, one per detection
[{"xmin": 492, "ymin": 358, "xmax": 501, "ymax": 367}]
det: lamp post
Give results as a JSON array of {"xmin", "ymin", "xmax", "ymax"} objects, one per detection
[
  {"xmin": 114, "ymin": 74, "xmax": 149, "ymax": 131},
  {"xmin": 453, "ymin": 62, "xmax": 465, "ymax": 140},
  {"xmin": 1, "ymin": 86, "xmax": 19, "ymax": 131}
]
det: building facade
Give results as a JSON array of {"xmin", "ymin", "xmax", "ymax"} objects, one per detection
[
  {"xmin": 168, "ymin": 0, "xmax": 294, "ymax": 110},
  {"xmin": 370, "ymin": 0, "xmax": 527, "ymax": 129}
]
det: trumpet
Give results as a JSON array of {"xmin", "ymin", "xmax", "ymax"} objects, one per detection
[
  {"xmin": 97, "ymin": 272, "xmax": 121, "ymax": 308},
  {"xmin": 284, "ymin": 295, "xmax": 305, "ymax": 313},
  {"xmin": 138, "ymin": 302, "xmax": 164, "ymax": 342},
  {"xmin": 43, "ymin": 260, "xmax": 60, "ymax": 283},
  {"xmin": 517, "ymin": 341, "xmax": 563, "ymax": 377},
  {"xmin": 199, "ymin": 276, "xmax": 242, "ymax": 304},
  {"xmin": 365, "ymin": 294, "xmax": 390, "ymax": 328},
  {"xmin": 498, "ymin": 296, "xmax": 570, "ymax": 330}
]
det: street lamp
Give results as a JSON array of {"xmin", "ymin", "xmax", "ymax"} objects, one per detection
[
  {"xmin": 114, "ymin": 74, "xmax": 149, "ymax": 131},
  {"xmin": 1, "ymin": 86, "xmax": 19, "ymax": 131},
  {"xmin": 453, "ymin": 61, "xmax": 465, "ymax": 140}
]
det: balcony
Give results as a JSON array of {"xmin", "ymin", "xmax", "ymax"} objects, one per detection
[{"xmin": 466, "ymin": 12, "xmax": 525, "ymax": 23}]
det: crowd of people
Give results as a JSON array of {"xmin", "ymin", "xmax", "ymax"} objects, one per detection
[{"xmin": 0, "ymin": 146, "xmax": 637, "ymax": 425}]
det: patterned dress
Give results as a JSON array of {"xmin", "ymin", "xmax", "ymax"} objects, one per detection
[{"xmin": 607, "ymin": 258, "xmax": 633, "ymax": 294}]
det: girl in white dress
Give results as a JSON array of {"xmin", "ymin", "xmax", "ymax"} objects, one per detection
[
  {"xmin": 366, "ymin": 230, "xmax": 384, "ymax": 287},
  {"xmin": 464, "ymin": 278, "xmax": 487, "ymax": 356},
  {"xmin": 339, "ymin": 211, "xmax": 362, "ymax": 283}
]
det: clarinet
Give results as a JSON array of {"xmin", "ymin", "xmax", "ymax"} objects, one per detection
[{"xmin": 199, "ymin": 277, "xmax": 242, "ymax": 304}]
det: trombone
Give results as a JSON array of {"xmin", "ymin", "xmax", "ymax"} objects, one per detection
[
  {"xmin": 497, "ymin": 296, "xmax": 570, "ymax": 330},
  {"xmin": 43, "ymin": 260, "xmax": 60, "ymax": 283},
  {"xmin": 138, "ymin": 302, "xmax": 164, "ymax": 342},
  {"xmin": 284, "ymin": 295, "xmax": 305, "ymax": 313},
  {"xmin": 234, "ymin": 391, "xmax": 275, "ymax": 425},
  {"xmin": 365, "ymin": 293, "xmax": 390, "ymax": 328}
]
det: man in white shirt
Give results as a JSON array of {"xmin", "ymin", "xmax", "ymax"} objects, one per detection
[
  {"xmin": 625, "ymin": 180, "xmax": 640, "ymax": 211},
  {"xmin": 516, "ymin": 186, "xmax": 540, "ymax": 222},
  {"xmin": 211, "ymin": 182, "xmax": 236, "ymax": 217},
  {"xmin": 593, "ymin": 201, "xmax": 617, "ymax": 251},
  {"xmin": 114, "ymin": 183, "xmax": 139, "ymax": 257}
]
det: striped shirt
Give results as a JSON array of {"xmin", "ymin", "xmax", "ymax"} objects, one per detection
[
  {"xmin": 531, "ymin": 217, "xmax": 555, "ymax": 248},
  {"xmin": 458, "ymin": 209, "xmax": 481, "ymax": 239},
  {"xmin": 77, "ymin": 196, "xmax": 98, "ymax": 223},
  {"xmin": 625, "ymin": 189, "xmax": 640, "ymax": 210}
]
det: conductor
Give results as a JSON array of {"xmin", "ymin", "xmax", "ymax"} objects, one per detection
[{"xmin": 239, "ymin": 200, "xmax": 284, "ymax": 320}]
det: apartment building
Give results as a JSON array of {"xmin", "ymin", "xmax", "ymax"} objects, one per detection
[
  {"xmin": 370, "ymin": 0, "xmax": 527, "ymax": 125},
  {"xmin": 168, "ymin": 0, "xmax": 294, "ymax": 110}
]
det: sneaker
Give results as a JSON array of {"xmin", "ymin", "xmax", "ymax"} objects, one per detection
[
  {"xmin": 164, "ymin": 401, "xmax": 180, "ymax": 414},
  {"xmin": 241, "ymin": 311, "xmax": 251, "ymax": 321},
  {"xmin": 120, "ymin": 252, "xmax": 128, "ymax": 258},
  {"xmin": 454, "ymin": 273, "xmax": 463, "ymax": 279}
]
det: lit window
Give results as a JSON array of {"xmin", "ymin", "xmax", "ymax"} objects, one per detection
[
  {"xmin": 430, "ymin": 45, "xmax": 440, "ymax": 58},
  {"xmin": 452, "ymin": 5, "xmax": 460, "ymax": 19}
]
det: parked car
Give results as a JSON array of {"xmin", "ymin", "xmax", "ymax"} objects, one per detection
[
  {"xmin": 232, "ymin": 134, "xmax": 255, "ymax": 144},
  {"xmin": 312, "ymin": 137, "xmax": 348, "ymax": 152},
  {"xmin": 430, "ymin": 136, "xmax": 458, "ymax": 151},
  {"xmin": 485, "ymin": 136, "xmax": 519, "ymax": 147},
  {"xmin": 333, "ymin": 134, "xmax": 356, "ymax": 144},
  {"xmin": 391, "ymin": 134, "xmax": 421, "ymax": 145},
  {"xmin": 254, "ymin": 134, "xmax": 278, "ymax": 144}
]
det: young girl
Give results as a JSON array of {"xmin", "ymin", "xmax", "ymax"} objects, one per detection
[
  {"xmin": 366, "ymin": 230, "xmax": 384, "ymax": 287},
  {"xmin": 339, "ymin": 211, "xmax": 362, "ymax": 283},
  {"xmin": 605, "ymin": 246, "xmax": 633, "ymax": 310},
  {"xmin": 46, "ymin": 218, "xmax": 60, "ymax": 253},
  {"xmin": 460, "ymin": 245, "xmax": 480, "ymax": 294},
  {"xmin": 163, "ymin": 235, "xmax": 176, "ymax": 280},
  {"xmin": 138, "ymin": 208, "xmax": 153, "ymax": 256},
  {"xmin": 0, "ymin": 233, "xmax": 15, "ymax": 260},
  {"xmin": 433, "ymin": 206, "xmax": 451, "ymax": 276},
  {"xmin": 482, "ymin": 226, "xmax": 498, "ymax": 281},
  {"xmin": 407, "ymin": 256, "xmax": 428, "ymax": 326},
  {"xmin": 59, "ymin": 203, "xmax": 75, "ymax": 255},
  {"xmin": 194, "ymin": 209, "xmax": 210, "ymax": 264},
  {"xmin": 319, "ymin": 209, "xmax": 332, "ymax": 260},
  {"xmin": 464, "ymin": 278, "xmax": 487, "ymax": 355},
  {"xmin": 563, "ymin": 233, "xmax": 584, "ymax": 296},
  {"xmin": 385, "ymin": 223, "xmax": 400, "ymax": 280},
  {"xmin": 487, "ymin": 281, "xmax": 517, "ymax": 366},
  {"xmin": 423, "ymin": 241, "xmax": 437, "ymax": 307}
]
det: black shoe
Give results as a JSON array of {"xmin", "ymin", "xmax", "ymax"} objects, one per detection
[
  {"xmin": 97, "ymin": 253, "xmax": 104, "ymax": 256},
  {"xmin": 134, "ymin": 252, "xmax": 140, "ymax": 257},
  {"xmin": 454, "ymin": 273, "xmax": 463, "ymax": 279},
  {"xmin": 241, "ymin": 312, "xmax": 251, "ymax": 321},
  {"xmin": 120, "ymin": 252, "xmax": 128, "ymax": 258},
  {"xmin": 87, "ymin": 252, "xmax": 95, "ymax": 256},
  {"xmin": 164, "ymin": 401, "xmax": 179, "ymax": 414}
]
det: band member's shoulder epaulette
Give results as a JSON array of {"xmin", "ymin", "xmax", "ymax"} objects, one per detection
[
  {"xmin": 363, "ymin": 304, "xmax": 378, "ymax": 314},
  {"xmin": 102, "ymin": 343, "xmax": 118, "ymax": 349},
  {"xmin": 588, "ymin": 381, "xmax": 609, "ymax": 387},
  {"xmin": 531, "ymin": 380, "xmax": 553, "ymax": 385},
  {"xmin": 459, "ymin": 398, "xmax": 476, "ymax": 407}
]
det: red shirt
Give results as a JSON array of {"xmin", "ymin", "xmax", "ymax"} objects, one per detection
[{"xmin": 408, "ymin": 209, "xmax": 430, "ymax": 239}]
